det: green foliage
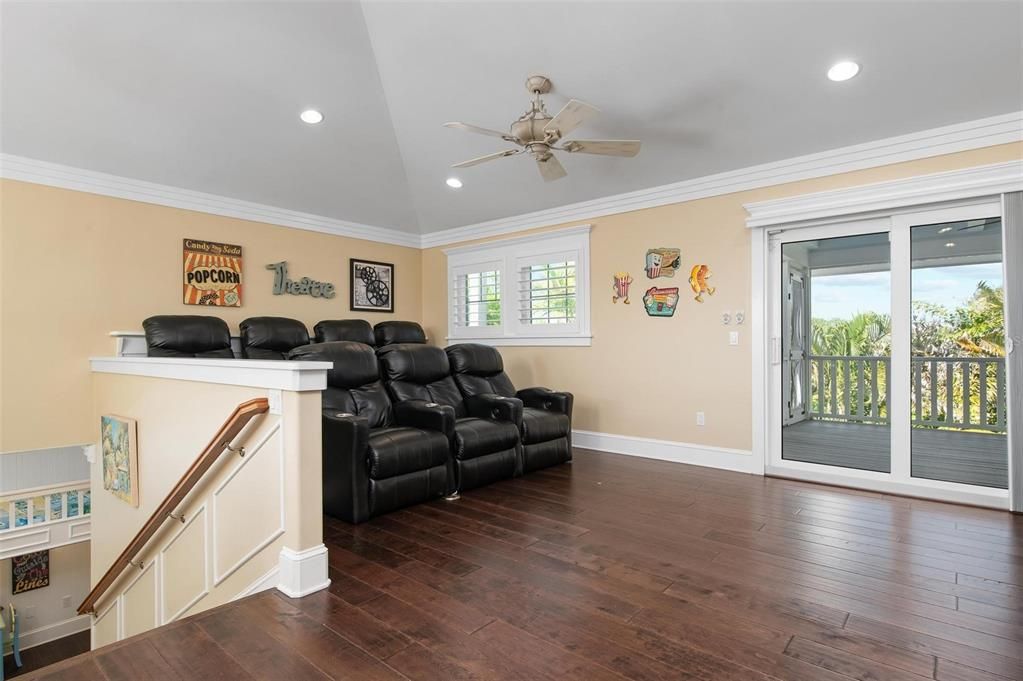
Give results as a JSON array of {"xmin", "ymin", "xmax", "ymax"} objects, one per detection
[
  {"xmin": 812, "ymin": 312, "xmax": 891, "ymax": 357},
  {"xmin": 808, "ymin": 282, "xmax": 1006, "ymax": 431},
  {"xmin": 812, "ymin": 282, "xmax": 1005, "ymax": 358}
]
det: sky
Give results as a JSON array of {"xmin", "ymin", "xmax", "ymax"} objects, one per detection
[{"xmin": 811, "ymin": 263, "xmax": 1003, "ymax": 320}]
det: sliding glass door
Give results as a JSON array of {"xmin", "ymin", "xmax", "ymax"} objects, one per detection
[
  {"xmin": 769, "ymin": 202, "xmax": 1009, "ymax": 505},
  {"xmin": 781, "ymin": 232, "xmax": 892, "ymax": 473},
  {"xmin": 909, "ymin": 216, "xmax": 1007, "ymax": 489}
]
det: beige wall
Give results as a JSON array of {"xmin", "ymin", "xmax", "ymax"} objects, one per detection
[
  {"xmin": 0, "ymin": 541, "xmax": 90, "ymax": 645},
  {"xmin": 1, "ymin": 143, "xmax": 1019, "ymax": 455},
  {"xmin": 0, "ymin": 180, "xmax": 421, "ymax": 451},
  {"xmin": 421, "ymin": 143, "xmax": 1023, "ymax": 452},
  {"xmin": 89, "ymin": 372, "xmax": 320, "ymax": 645}
]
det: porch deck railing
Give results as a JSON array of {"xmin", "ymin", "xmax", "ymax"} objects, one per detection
[{"xmin": 807, "ymin": 355, "xmax": 1006, "ymax": 432}]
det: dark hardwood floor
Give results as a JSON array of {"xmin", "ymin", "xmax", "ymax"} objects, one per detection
[
  {"xmin": 21, "ymin": 449, "xmax": 1023, "ymax": 680},
  {"xmin": 3, "ymin": 631, "xmax": 90, "ymax": 678}
]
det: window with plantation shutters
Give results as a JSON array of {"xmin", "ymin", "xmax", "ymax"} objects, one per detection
[
  {"xmin": 451, "ymin": 267, "xmax": 502, "ymax": 334},
  {"xmin": 446, "ymin": 225, "xmax": 590, "ymax": 346},
  {"xmin": 519, "ymin": 260, "xmax": 577, "ymax": 327}
]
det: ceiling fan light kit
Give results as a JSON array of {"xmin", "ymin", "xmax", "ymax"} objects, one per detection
[{"xmin": 445, "ymin": 74, "xmax": 641, "ymax": 181}]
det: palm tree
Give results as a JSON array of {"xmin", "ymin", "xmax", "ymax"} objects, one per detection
[
  {"xmin": 950, "ymin": 281, "xmax": 1004, "ymax": 357},
  {"xmin": 812, "ymin": 312, "xmax": 891, "ymax": 357}
]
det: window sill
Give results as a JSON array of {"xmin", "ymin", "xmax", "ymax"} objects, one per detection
[{"xmin": 446, "ymin": 335, "xmax": 592, "ymax": 347}]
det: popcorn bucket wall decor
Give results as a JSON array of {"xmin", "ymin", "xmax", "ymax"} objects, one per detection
[{"xmin": 613, "ymin": 272, "xmax": 633, "ymax": 304}]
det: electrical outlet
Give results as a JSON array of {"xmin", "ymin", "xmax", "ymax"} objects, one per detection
[
  {"xmin": 735, "ymin": 310, "xmax": 745, "ymax": 325},
  {"xmin": 696, "ymin": 411, "xmax": 705, "ymax": 426},
  {"xmin": 21, "ymin": 606, "xmax": 36, "ymax": 623},
  {"xmin": 62, "ymin": 595, "xmax": 73, "ymax": 608},
  {"xmin": 722, "ymin": 312, "xmax": 731, "ymax": 325}
]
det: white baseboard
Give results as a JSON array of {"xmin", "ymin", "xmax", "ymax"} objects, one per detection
[
  {"xmin": 234, "ymin": 565, "xmax": 280, "ymax": 600},
  {"xmin": 276, "ymin": 544, "xmax": 330, "ymax": 599},
  {"xmin": 2, "ymin": 614, "xmax": 90, "ymax": 655},
  {"xmin": 573, "ymin": 429, "xmax": 758, "ymax": 474}
]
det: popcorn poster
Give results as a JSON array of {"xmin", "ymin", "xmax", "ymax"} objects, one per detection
[{"xmin": 183, "ymin": 238, "xmax": 243, "ymax": 306}]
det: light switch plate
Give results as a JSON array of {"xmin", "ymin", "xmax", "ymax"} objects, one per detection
[
  {"xmin": 268, "ymin": 389, "xmax": 283, "ymax": 415},
  {"xmin": 729, "ymin": 331, "xmax": 739, "ymax": 346}
]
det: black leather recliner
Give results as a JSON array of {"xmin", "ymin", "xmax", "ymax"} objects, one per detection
[
  {"xmin": 142, "ymin": 316, "xmax": 234, "ymax": 358},
  {"xmin": 446, "ymin": 344, "xmax": 574, "ymax": 473},
  {"xmin": 314, "ymin": 319, "xmax": 375, "ymax": 345},
  {"xmin": 287, "ymin": 341, "xmax": 455, "ymax": 523},
  {"xmin": 378, "ymin": 344, "xmax": 522, "ymax": 493},
  {"xmin": 240, "ymin": 317, "xmax": 309, "ymax": 359},
  {"xmin": 374, "ymin": 321, "xmax": 427, "ymax": 347}
]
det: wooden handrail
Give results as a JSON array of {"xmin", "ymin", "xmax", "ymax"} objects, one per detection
[{"xmin": 78, "ymin": 397, "xmax": 269, "ymax": 615}]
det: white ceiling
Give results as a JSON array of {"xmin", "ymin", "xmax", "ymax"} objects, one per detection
[{"xmin": 2, "ymin": 1, "xmax": 1021, "ymax": 236}]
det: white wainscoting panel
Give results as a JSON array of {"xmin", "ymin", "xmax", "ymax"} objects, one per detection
[
  {"xmin": 159, "ymin": 504, "xmax": 209, "ymax": 624},
  {"xmin": 211, "ymin": 424, "xmax": 285, "ymax": 586}
]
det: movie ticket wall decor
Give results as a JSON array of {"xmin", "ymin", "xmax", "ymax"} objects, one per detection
[{"xmin": 183, "ymin": 239, "xmax": 243, "ymax": 306}]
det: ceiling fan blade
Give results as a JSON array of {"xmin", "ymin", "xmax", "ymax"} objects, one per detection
[
  {"xmin": 543, "ymin": 99, "xmax": 599, "ymax": 139},
  {"xmin": 452, "ymin": 149, "xmax": 521, "ymax": 168},
  {"xmin": 444, "ymin": 121, "xmax": 519, "ymax": 143},
  {"xmin": 560, "ymin": 139, "xmax": 641, "ymax": 157},
  {"xmin": 536, "ymin": 154, "xmax": 567, "ymax": 182}
]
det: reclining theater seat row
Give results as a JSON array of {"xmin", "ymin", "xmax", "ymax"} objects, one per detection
[
  {"xmin": 446, "ymin": 344, "xmax": 574, "ymax": 474},
  {"xmin": 141, "ymin": 315, "xmax": 427, "ymax": 357},
  {"xmin": 140, "ymin": 315, "xmax": 572, "ymax": 523},
  {"xmin": 378, "ymin": 344, "xmax": 523, "ymax": 492},
  {"xmin": 288, "ymin": 341, "xmax": 453, "ymax": 524}
]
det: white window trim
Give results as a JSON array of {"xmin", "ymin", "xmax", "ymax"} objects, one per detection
[{"xmin": 445, "ymin": 224, "xmax": 592, "ymax": 347}]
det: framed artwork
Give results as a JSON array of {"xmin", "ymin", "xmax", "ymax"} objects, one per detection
[
  {"xmin": 12, "ymin": 550, "xmax": 49, "ymax": 594},
  {"xmin": 350, "ymin": 259, "xmax": 394, "ymax": 313},
  {"xmin": 644, "ymin": 247, "xmax": 681, "ymax": 279},
  {"xmin": 642, "ymin": 286, "xmax": 680, "ymax": 317},
  {"xmin": 101, "ymin": 414, "xmax": 140, "ymax": 507},
  {"xmin": 183, "ymin": 238, "xmax": 243, "ymax": 306}
]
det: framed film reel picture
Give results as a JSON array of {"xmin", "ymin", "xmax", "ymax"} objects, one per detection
[{"xmin": 350, "ymin": 258, "xmax": 395, "ymax": 313}]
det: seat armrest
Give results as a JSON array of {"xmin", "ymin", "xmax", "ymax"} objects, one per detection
[
  {"xmin": 516, "ymin": 387, "xmax": 574, "ymax": 417},
  {"xmin": 393, "ymin": 400, "xmax": 456, "ymax": 438},
  {"xmin": 465, "ymin": 394, "xmax": 523, "ymax": 427},
  {"xmin": 322, "ymin": 410, "xmax": 371, "ymax": 523}
]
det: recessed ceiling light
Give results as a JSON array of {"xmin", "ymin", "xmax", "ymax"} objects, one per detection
[
  {"xmin": 938, "ymin": 226, "xmax": 953, "ymax": 233},
  {"xmin": 827, "ymin": 61, "xmax": 860, "ymax": 82},
  {"xmin": 945, "ymin": 242, "xmax": 956, "ymax": 248},
  {"xmin": 300, "ymin": 109, "xmax": 324, "ymax": 124},
  {"xmin": 446, "ymin": 177, "xmax": 463, "ymax": 189}
]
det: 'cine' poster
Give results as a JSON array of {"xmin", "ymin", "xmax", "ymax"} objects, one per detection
[{"xmin": 183, "ymin": 238, "xmax": 243, "ymax": 306}]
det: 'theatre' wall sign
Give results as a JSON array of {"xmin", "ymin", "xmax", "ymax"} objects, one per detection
[{"xmin": 266, "ymin": 261, "xmax": 336, "ymax": 299}]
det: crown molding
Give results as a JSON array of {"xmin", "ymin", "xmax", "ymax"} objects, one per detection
[
  {"xmin": 743, "ymin": 159, "xmax": 1023, "ymax": 229},
  {"xmin": 441, "ymin": 223, "xmax": 591, "ymax": 256},
  {"xmin": 3, "ymin": 112, "xmax": 1019, "ymax": 251},
  {"xmin": 419, "ymin": 111, "xmax": 1023, "ymax": 248},
  {"xmin": 0, "ymin": 154, "xmax": 422, "ymax": 248}
]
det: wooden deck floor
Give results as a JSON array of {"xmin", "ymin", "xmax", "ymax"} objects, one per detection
[
  {"xmin": 783, "ymin": 419, "xmax": 1009, "ymax": 489},
  {"xmin": 23, "ymin": 449, "xmax": 1023, "ymax": 681}
]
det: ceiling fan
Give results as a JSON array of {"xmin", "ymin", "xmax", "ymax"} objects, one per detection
[{"xmin": 444, "ymin": 74, "xmax": 641, "ymax": 182}]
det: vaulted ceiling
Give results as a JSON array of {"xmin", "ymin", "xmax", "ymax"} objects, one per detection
[{"xmin": 2, "ymin": 1, "xmax": 1020, "ymax": 235}]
